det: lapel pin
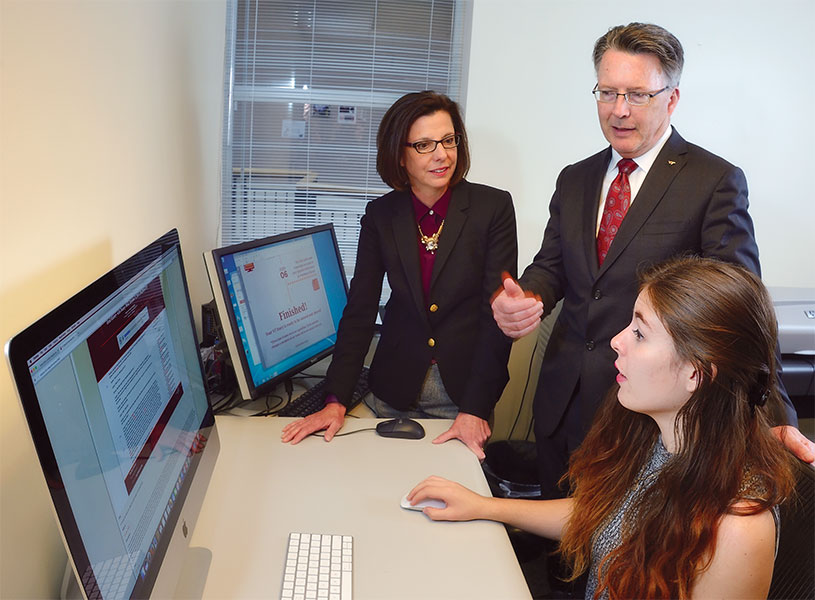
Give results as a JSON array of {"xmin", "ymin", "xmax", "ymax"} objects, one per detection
[{"xmin": 667, "ymin": 160, "xmax": 676, "ymax": 166}]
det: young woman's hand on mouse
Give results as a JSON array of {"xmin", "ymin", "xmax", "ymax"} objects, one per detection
[{"xmin": 407, "ymin": 476, "xmax": 491, "ymax": 521}]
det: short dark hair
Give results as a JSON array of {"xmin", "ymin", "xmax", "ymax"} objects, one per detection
[
  {"xmin": 376, "ymin": 91, "xmax": 470, "ymax": 191},
  {"xmin": 593, "ymin": 23, "xmax": 684, "ymax": 88}
]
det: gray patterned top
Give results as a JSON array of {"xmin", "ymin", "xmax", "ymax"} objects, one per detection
[
  {"xmin": 585, "ymin": 439, "xmax": 671, "ymax": 600},
  {"xmin": 584, "ymin": 439, "xmax": 779, "ymax": 600}
]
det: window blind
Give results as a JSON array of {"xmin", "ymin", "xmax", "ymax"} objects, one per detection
[{"xmin": 220, "ymin": 0, "xmax": 467, "ymax": 297}]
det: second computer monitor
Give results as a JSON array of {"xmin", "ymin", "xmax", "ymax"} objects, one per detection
[{"xmin": 204, "ymin": 224, "xmax": 350, "ymax": 401}]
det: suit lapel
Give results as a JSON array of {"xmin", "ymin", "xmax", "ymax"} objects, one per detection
[
  {"xmin": 597, "ymin": 128, "xmax": 688, "ymax": 278},
  {"xmin": 583, "ymin": 149, "xmax": 612, "ymax": 276},
  {"xmin": 391, "ymin": 191, "xmax": 427, "ymax": 317},
  {"xmin": 430, "ymin": 182, "xmax": 469, "ymax": 290}
]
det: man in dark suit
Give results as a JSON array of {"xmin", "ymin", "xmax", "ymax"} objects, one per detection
[{"xmin": 492, "ymin": 22, "xmax": 814, "ymax": 497}]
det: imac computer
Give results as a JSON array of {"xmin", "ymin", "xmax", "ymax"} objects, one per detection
[
  {"xmin": 6, "ymin": 229, "xmax": 219, "ymax": 599},
  {"xmin": 203, "ymin": 224, "xmax": 350, "ymax": 401}
]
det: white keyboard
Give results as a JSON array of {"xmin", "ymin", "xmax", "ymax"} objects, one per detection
[{"xmin": 281, "ymin": 532, "xmax": 353, "ymax": 600}]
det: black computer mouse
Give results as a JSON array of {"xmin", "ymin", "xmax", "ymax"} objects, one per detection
[{"xmin": 375, "ymin": 418, "xmax": 425, "ymax": 440}]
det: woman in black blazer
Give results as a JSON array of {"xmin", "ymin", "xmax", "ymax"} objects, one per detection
[{"xmin": 282, "ymin": 91, "xmax": 517, "ymax": 458}]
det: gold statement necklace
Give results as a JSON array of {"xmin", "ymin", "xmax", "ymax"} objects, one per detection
[{"xmin": 417, "ymin": 219, "xmax": 444, "ymax": 253}]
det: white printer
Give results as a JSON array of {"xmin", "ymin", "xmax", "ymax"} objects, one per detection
[{"xmin": 770, "ymin": 287, "xmax": 815, "ymax": 416}]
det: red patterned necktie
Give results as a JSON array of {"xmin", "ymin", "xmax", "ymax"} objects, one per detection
[{"xmin": 597, "ymin": 158, "xmax": 637, "ymax": 265}]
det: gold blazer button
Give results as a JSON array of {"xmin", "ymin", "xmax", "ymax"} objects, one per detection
[
  {"xmin": 429, "ymin": 303, "xmax": 439, "ymax": 312},
  {"xmin": 427, "ymin": 338, "xmax": 436, "ymax": 347}
]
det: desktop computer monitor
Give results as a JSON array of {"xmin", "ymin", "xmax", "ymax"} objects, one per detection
[
  {"xmin": 5, "ymin": 229, "xmax": 219, "ymax": 600},
  {"xmin": 203, "ymin": 224, "xmax": 349, "ymax": 401}
]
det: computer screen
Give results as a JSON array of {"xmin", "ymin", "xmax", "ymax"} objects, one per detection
[
  {"xmin": 203, "ymin": 224, "xmax": 349, "ymax": 401},
  {"xmin": 5, "ymin": 229, "xmax": 219, "ymax": 600}
]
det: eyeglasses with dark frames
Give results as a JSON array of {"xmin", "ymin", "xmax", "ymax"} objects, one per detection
[{"xmin": 404, "ymin": 134, "xmax": 461, "ymax": 154}]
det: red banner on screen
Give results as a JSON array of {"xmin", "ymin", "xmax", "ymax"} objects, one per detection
[
  {"xmin": 123, "ymin": 382, "xmax": 184, "ymax": 494},
  {"xmin": 87, "ymin": 278, "xmax": 165, "ymax": 382}
]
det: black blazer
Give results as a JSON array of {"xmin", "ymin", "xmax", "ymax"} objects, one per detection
[
  {"xmin": 520, "ymin": 127, "xmax": 796, "ymax": 438},
  {"xmin": 325, "ymin": 180, "xmax": 517, "ymax": 420}
]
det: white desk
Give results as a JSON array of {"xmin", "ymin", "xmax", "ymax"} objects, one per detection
[{"xmin": 176, "ymin": 416, "xmax": 531, "ymax": 599}]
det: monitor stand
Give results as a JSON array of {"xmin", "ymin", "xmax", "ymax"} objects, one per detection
[{"xmin": 59, "ymin": 428, "xmax": 220, "ymax": 600}]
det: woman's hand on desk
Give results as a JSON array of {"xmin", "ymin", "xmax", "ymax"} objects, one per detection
[
  {"xmin": 432, "ymin": 413, "xmax": 490, "ymax": 460},
  {"xmin": 280, "ymin": 403, "xmax": 347, "ymax": 444}
]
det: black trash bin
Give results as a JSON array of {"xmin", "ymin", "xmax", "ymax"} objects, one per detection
[
  {"xmin": 482, "ymin": 440, "xmax": 542, "ymax": 499},
  {"xmin": 482, "ymin": 441, "xmax": 556, "ymax": 597}
]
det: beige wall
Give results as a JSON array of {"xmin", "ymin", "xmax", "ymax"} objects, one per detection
[{"xmin": 0, "ymin": 1, "xmax": 226, "ymax": 596}]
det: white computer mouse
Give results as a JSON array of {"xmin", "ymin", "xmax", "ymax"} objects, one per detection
[{"xmin": 400, "ymin": 492, "xmax": 446, "ymax": 511}]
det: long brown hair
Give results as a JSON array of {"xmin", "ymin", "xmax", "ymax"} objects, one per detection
[{"xmin": 559, "ymin": 256, "xmax": 795, "ymax": 599}]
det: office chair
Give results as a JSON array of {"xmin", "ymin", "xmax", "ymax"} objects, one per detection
[{"xmin": 767, "ymin": 457, "xmax": 815, "ymax": 600}]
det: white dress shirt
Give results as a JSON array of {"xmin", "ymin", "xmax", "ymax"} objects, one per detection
[{"xmin": 595, "ymin": 125, "xmax": 673, "ymax": 235}]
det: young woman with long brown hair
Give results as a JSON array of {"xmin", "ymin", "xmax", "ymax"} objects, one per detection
[{"xmin": 408, "ymin": 256, "xmax": 796, "ymax": 599}]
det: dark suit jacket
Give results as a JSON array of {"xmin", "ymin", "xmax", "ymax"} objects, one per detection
[
  {"xmin": 325, "ymin": 180, "xmax": 517, "ymax": 420},
  {"xmin": 520, "ymin": 127, "xmax": 796, "ymax": 438}
]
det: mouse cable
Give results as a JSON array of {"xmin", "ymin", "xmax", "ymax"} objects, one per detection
[
  {"xmin": 308, "ymin": 427, "xmax": 377, "ymax": 438},
  {"xmin": 508, "ymin": 337, "xmax": 539, "ymax": 440},
  {"xmin": 265, "ymin": 392, "xmax": 285, "ymax": 414},
  {"xmin": 251, "ymin": 393, "xmax": 286, "ymax": 417},
  {"xmin": 257, "ymin": 379, "xmax": 297, "ymax": 417}
]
